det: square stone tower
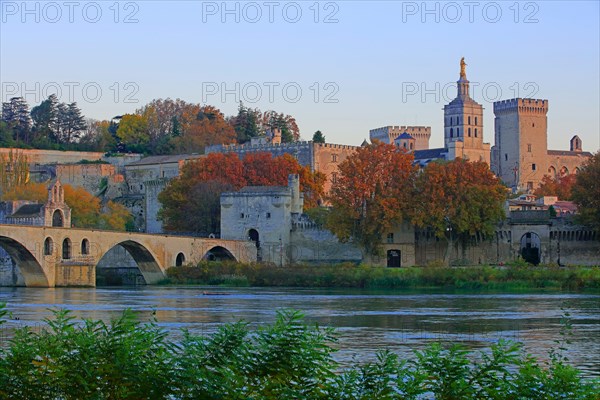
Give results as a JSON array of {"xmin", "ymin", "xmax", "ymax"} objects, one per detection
[{"xmin": 492, "ymin": 98, "xmax": 549, "ymax": 191}]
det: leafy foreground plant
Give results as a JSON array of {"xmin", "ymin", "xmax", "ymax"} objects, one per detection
[{"xmin": 0, "ymin": 304, "xmax": 597, "ymax": 400}]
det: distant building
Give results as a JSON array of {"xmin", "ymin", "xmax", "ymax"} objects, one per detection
[
  {"xmin": 370, "ymin": 126, "xmax": 431, "ymax": 150},
  {"xmin": 206, "ymin": 141, "xmax": 359, "ymax": 194},
  {"xmin": 392, "ymin": 59, "xmax": 491, "ymax": 167},
  {"xmin": 492, "ymin": 98, "xmax": 592, "ymax": 192},
  {"xmin": 1, "ymin": 180, "xmax": 71, "ymax": 227}
]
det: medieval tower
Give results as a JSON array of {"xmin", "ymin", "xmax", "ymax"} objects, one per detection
[
  {"xmin": 492, "ymin": 99, "xmax": 549, "ymax": 191},
  {"xmin": 443, "ymin": 58, "xmax": 490, "ymax": 164}
]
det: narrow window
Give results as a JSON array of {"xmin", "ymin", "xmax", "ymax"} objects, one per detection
[
  {"xmin": 266, "ymin": 212, "xmax": 271, "ymax": 219},
  {"xmin": 505, "ymin": 154, "xmax": 508, "ymax": 161},
  {"xmin": 475, "ymin": 117, "xmax": 478, "ymax": 125},
  {"xmin": 387, "ymin": 233, "xmax": 394, "ymax": 244},
  {"xmin": 240, "ymin": 213, "xmax": 244, "ymax": 219},
  {"xmin": 474, "ymin": 128, "xmax": 478, "ymax": 138},
  {"xmin": 468, "ymin": 128, "xmax": 471, "ymax": 137},
  {"xmin": 527, "ymin": 144, "xmax": 532, "ymax": 152},
  {"xmin": 532, "ymin": 164, "xmax": 536, "ymax": 171},
  {"xmin": 468, "ymin": 116, "xmax": 471, "ymax": 125}
]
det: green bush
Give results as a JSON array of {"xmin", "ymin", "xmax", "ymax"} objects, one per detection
[
  {"xmin": 165, "ymin": 262, "xmax": 600, "ymax": 291},
  {"xmin": 0, "ymin": 303, "xmax": 598, "ymax": 399}
]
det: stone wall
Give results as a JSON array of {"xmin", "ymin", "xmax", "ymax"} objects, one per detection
[{"xmin": 56, "ymin": 163, "xmax": 116, "ymax": 195}]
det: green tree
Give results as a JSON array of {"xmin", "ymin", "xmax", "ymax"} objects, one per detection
[
  {"xmin": 572, "ymin": 152, "xmax": 600, "ymax": 233},
  {"xmin": 411, "ymin": 159, "xmax": 507, "ymax": 265},
  {"xmin": 116, "ymin": 114, "xmax": 149, "ymax": 153},
  {"xmin": 312, "ymin": 130, "xmax": 325, "ymax": 143}
]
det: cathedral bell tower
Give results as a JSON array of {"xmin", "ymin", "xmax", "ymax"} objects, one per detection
[{"xmin": 443, "ymin": 58, "xmax": 489, "ymax": 164}]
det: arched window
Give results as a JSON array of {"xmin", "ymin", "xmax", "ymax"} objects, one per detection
[
  {"xmin": 475, "ymin": 117, "xmax": 478, "ymax": 125},
  {"xmin": 52, "ymin": 210, "xmax": 64, "ymax": 227},
  {"xmin": 450, "ymin": 128, "xmax": 453, "ymax": 138},
  {"xmin": 474, "ymin": 128, "xmax": 478, "ymax": 137},
  {"xmin": 176, "ymin": 253, "xmax": 185, "ymax": 267},
  {"xmin": 468, "ymin": 128, "xmax": 471, "ymax": 137},
  {"xmin": 457, "ymin": 128, "xmax": 460, "ymax": 137},
  {"xmin": 62, "ymin": 238, "xmax": 72, "ymax": 260},
  {"xmin": 44, "ymin": 237, "xmax": 53, "ymax": 256},
  {"xmin": 81, "ymin": 239, "xmax": 90, "ymax": 255},
  {"xmin": 468, "ymin": 116, "xmax": 471, "ymax": 125}
]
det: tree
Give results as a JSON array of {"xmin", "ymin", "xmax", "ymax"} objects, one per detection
[
  {"xmin": 411, "ymin": 159, "xmax": 506, "ymax": 265},
  {"xmin": 0, "ymin": 150, "xmax": 30, "ymax": 198},
  {"xmin": 534, "ymin": 174, "xmax": 576, "ymax": 200},
  {"xmin": 116, "ymin": 114, "xmax": 149, "ymax": 153},
  {"xmin": 58, "ymin": 103, "xmax": 87, "ymax": 144},
  {"xmin": 312, "ymin": 130, "xmax": 325, "ymax": 143},
  {"xmin": 158, "ymin": 152, "xmax": 325, "ymax": 234},
  {"xmin": 99, "ymin": 201, "xmax": 134, "ymax": 231},
  {"xmin": 262, "ymin": 111, "xmax": 300, "ymax": 143},
  {"xmin": 231, "ymin": 102, "xmax": 260, "ymax": 143},
  {"xmin": 1, "ymin": 97, "xmax": 31, "ymax": 144},
  {"xmin": 327, "ymin": 142, "xmax": 417, "ymax": 257},
  {"xmin": 571, "ymin": 152, "xmax": 600, "ymax": 232},
  {"xmin": 2, "ymin": 182, "xmax": 46, "ymax": 202},
  {"xmin": 174, "ymin": 105, "xmax": 236, "ymax": 153},
  {"xmin": 158, "ymin": 180, "xmax": 235, "ymax": 235},
  {"xmin": 31, "ymin": 94, "xmax": 60, "ymax": 144},
  {"xmin": 63, "ymin": 185, "xmax": 102, "ymax": 228}
]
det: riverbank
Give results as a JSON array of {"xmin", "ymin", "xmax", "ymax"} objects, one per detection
[{"xmin": 162, "ymin": 262, "xmax": 600, "ymax": 291}]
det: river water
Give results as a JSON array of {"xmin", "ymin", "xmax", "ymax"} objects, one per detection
[{"xmin": 1, "ymin": 287, "xmax": 598, "ymax": 378}]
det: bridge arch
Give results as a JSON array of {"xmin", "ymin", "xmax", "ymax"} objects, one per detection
[
  {"xmin": 203, "ymin": 246, "xmax": 237, "ymax": 261},
  {"xmin": 0, "ymin": 236, "xmax": 49, "ymax": 287},
  {"xmin": 99, "ymin": 240, "xmax": 166, "ymax": 284}
]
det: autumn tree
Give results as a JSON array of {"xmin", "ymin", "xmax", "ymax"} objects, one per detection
[
  {"xmin": 327, "ymin": 142, "xmax": 417, "ymax": 257},
  {"xmin": 534, "ymin": 174, "xmax": 576, "ymax": 200},
  {"xmin": 0, "ymin": 150, "xmax": 30, "ymax": 198},
  {"xmin": 3, "ymin": 182, "xmax": 131, "ymax": 231},
  {"xmin": 411, "ymin": 159, "xmax": 506, "ymax": 265},
  {"xmin": 174, "ymin": 105, "xmax": 236, "ymax": 153},
  {"xmin": 158, "ymin": 152, "xmax": 325, "ymax": 234},
  {"xmin": 1, "ymin": 182, "xmax": 47, "ymax": 202},
  {"xmin": 571, "ymin": 152, "xmax": 600, "ymax": 233}
]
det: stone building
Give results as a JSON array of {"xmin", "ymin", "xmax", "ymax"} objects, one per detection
[
  {"xmin": 370, "ymin": 126, "xmax": 431, "ymax": 150},
  {"xmin": 220, "ymin": 174, "xmax": 362, "ymax": 265},
  {"xmin": 121, "ymin": 154, "xmax": 204, "ymax": 232},
  {"xmin": 492, "ymin": 99, "xmax": 592, "ymax": 192},
  {"xmin": 206, "ymin": 141, "xmax": 359, "ymax": 193},
  {"xmin": 390, "ymin": 59, "xmax": 491, "ymax": 167},
  {"xmin": 2, "ymin": 180, "xmax": 71, "ymax": 227},
  {"xmin": 0, "ymin": 180, "xmax": 72, "ymax": 285}
]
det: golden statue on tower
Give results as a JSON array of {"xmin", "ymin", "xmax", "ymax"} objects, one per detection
[{"xmin": 460, "ymin": 57, "xmax": 467, "ymax": 79}]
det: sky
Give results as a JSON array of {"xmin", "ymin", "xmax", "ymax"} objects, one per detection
[{"xmin": 1, "ymin": 1, "xmax": 599, "ymax": 152}]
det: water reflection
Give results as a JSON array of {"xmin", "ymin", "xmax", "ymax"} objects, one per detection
[{"xmin": 1, "ymin": 287, "xmax": 598, "ymax": 378}]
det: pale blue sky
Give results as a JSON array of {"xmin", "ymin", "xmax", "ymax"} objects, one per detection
[{"xmin": 1, "ymin": 1, "xmax": 599, "ymax": 151}]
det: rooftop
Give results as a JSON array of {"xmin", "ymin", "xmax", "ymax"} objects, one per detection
[{"xmin": 10, "ymin": 204, "xmax": 44, "ymax": 218}]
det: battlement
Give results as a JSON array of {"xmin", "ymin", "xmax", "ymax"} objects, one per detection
[
  {"xmin": 315, "ymin": 142, "xmax": 360, "ymax": 150},
  {"xmin": 206, "ymin": 141, "xmax": 313, "ymax": 154},
  {"xmin": 493, "ymin": 98, "xmax": 548, "ymax": 114},
  {"xmin": 370, "ymin": 126, "xmax": 431, "ymax": 134}
]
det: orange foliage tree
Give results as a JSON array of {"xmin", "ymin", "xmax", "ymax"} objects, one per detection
[
  {"xmin": 158, "ymin": 152, "xmax": 325, "ymax": 234},
  {"xmin": 533, "ymin": 174, "xmax": 576, "ymax": 200},
  {"xmin": 2, "ymin": 182, "xmax": 131, "ymax": 231},
  {"xmin": 571, "ymin": 152, "xmax": 600, "ymax": 232},
  {"xmin": 411, "ymin": 159, "xmax": 506, "ymax": 264},
  {"xmin": 327, "ymin": 142, "xmax": 417, "ymax": 257}
]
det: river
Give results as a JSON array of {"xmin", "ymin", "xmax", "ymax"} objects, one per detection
[{"xmin": 1, "ymin": 287, "xmax": 598, "ymax": 378}]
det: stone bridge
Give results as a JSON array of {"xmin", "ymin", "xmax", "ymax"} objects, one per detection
[{"xmin": 0, "ymin": 224, "xmax": 257, "ymax": 287}]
